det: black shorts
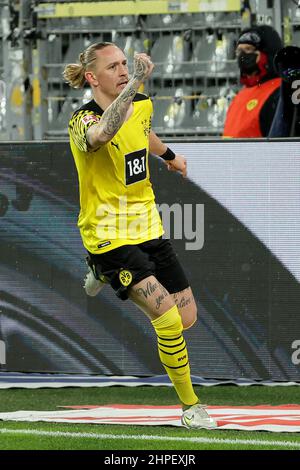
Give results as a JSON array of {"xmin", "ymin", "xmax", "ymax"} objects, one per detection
[{"xmin": 87, "ymin": 238, "xmax": 189, "ymax": 300}]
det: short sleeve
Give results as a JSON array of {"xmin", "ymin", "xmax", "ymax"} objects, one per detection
[{"xmin": 69, "ymin": 110, "xmax": 101, "ymax": 152}]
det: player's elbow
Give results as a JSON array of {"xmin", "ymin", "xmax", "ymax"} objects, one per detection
[{"xmin": 87, "ymin": 125, "xmax": 113, "ymax": 150}]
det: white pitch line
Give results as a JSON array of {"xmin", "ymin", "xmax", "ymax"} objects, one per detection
[{"xmin": 0, "ymin": 428, "xmax": 300, "ymax": 448}]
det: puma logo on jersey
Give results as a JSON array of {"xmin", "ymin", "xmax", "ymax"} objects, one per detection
[{"xmin": 111, "ymin": 141, "xmax": 119, "ymax": 150}]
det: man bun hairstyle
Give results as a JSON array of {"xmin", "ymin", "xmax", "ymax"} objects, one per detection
[{"xmin": 63, "ymin": 41, "xmax": 114, "ymax": 89}]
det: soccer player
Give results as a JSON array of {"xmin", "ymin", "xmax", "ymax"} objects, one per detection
[{"xmin": 63, "ymin": 42, "xmax": 216, "ymax": 429}]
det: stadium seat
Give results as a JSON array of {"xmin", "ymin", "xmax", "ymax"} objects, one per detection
[
  {"xmin": 121, "ymin": 34, "xmax": 148, "ymax": 64},
  {"xmin": 209, "ymin": 32, "xmax": 237, "ymax": 75},
  {"xmin": 48, "ymin": 87, "xmax": 86, "ymax": 134},
  {"xmin": 151, "ymin": 87, "xmax": 194, "ymax": 133},
  {"xmin": 192, "ymin": 86, "xmax": 236, "ymax": 133},
  {"xmin": 145, "ymin": 13, "xmax": 189, "ymax": 29},
  {"xmin": 150, "ymin": 34, "xmax": 191, "ymax": 78},
  {"xmin": 191, "ymin": 31, "xmax": 218, "ymax": 76},
  {"xmin": 191, "ymin": 31, "xmax": 236, "ymax": 77}
]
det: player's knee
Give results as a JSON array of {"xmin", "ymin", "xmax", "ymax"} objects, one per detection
[
  {"xmin": 182, "ymin": 304, "xmax": 197, "ymax": 330},
  {"xmin": 152, "ymin": 305, "xmax": 183, "ymax": 336}
]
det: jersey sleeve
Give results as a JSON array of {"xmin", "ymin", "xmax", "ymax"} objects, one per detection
[{"xmin": 68, "ymin": 110, "xmax": 101, "ymax": 152}]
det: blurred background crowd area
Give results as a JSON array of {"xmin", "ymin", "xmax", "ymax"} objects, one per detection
[{"xmin": 0, "ymin": 0, "xmax": 299, "ymax": 141}]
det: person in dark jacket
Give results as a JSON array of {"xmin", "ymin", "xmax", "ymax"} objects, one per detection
[
  {"xmin": 269, "ymin": 45, "xmax": 300, "ymax": 137},
  {"xmin": 223, "ymin": 25, "xmax": 283, "ymax": 138}
]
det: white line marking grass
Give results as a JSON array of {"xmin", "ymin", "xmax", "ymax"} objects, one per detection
[{"xmin": 0, "ymin": 428, "xmax": 300, "ymax": 448}]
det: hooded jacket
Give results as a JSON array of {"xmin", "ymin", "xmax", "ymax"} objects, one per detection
[
  {"xmin": 237, "ymin": 25, "xmax": 283, "ymax": 83},
  {"xmin": 223, "ymin": 25, "xmax": 283, "ymax": 138}
]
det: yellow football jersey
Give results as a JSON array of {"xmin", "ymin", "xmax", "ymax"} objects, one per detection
[{"xmin": 69, "ymin": 93, "xmax": 164, "ymax": 254}]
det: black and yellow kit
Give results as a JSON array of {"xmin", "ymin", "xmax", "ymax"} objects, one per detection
[{"xmin": 69, "ymin": 93, "xmax": 163, "ymax": 254}]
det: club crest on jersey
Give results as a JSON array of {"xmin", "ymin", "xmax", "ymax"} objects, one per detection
[
  {"xmin": 82, "ymin": 114, "xmax": 99, "ymax": 125},
  {"xmin": 141, "ymin": 118, "xmax": 151, "ymax": 137},
  {"xmin": 119, "ymin": 270, "xmax": 133, "ymax": 287}
]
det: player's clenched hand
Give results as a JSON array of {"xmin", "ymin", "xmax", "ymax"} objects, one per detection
[
  {"xmin": 165, "ymin": 154, "xmax": 187, "ymax": 178},
  {"xmin": 133, "ymin": 52, "xmax": 154, "ymax": 82}
]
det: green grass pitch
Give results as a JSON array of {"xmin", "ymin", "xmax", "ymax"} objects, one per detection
[{"xmin": 0, "ymin": 385, "xmax": 300, "ymax": 450}]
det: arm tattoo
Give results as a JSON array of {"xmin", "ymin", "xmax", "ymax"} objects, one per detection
[
  {"xmin": 133, "ymin": 60, "xmax": 147, "ymax": 80},
  {"xmin": 101, "ymin": 78, "xmax": 140, "ymax": 137}
]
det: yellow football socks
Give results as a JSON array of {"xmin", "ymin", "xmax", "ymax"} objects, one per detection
[{"xmin": 151, "ymin": 305, "xmax": 199, "ymax": 407}]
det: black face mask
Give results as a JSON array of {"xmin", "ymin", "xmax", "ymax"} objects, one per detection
[{"xmin": 238, "ymin": 51, "xmax": 259, "ymax": 74}]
